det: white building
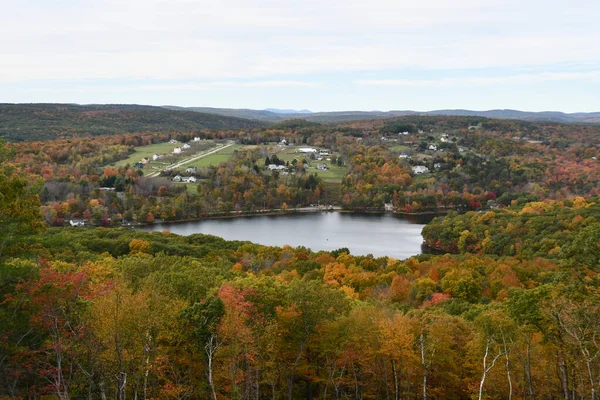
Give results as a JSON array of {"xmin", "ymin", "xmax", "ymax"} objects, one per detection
[
  {"xmin": 182, "ymin": 176, "xmax": 197, "ymax": 183},
  {"xmin": 268, "ymin": 164, "xmax": 287, "ymax": 171},
  {"xmin": 298, "ymin": 147, "xmax": 318, "ymax": 154},
  {"xmin": 172, "ymin": 175, "xmax": 182, "ymax": 182},
  {"xmin": 152, "ymin": 154, "xmax": 161, "ymax": 161},
  {"xmin": 182, "ymin": 143, "xmax": 191, "ymax": 149},
  {"xmin": 428, "ymin": 144, "xmax": 438, "ymax": 151},
  {"xmin": 169, "ymin": 139, "xmax": 178, "ymax": 144},
  {"xmin": 173, "ymin": 147, "xmax": 182, "ymax": 154},
  {"xmin": 412, "ymin": 166, "xmax": 430, "ymax": 174},
  {"xmin": 193, "ymin": 137, "xmax": 201, "ymax": 141}
]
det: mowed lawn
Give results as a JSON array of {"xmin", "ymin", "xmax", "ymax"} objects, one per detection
[
  {"xmin": 182, "ymin": 145, "xmax": 243, "ymax": 168},
  {"xmin": 112, "ymin": 142, "xmax": 177, "ymax": 168},
  {"xmin": 111, "ymin": 140, "xmax": 217, "ymax": 169},
  {"xmin": 262, "ymin": 145, "xmax": 348, "ymax": 183}
]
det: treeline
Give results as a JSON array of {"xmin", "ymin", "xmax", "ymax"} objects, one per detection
[{"xmin": 422, "ymin": 197, "xmax": 600, "ymax": 257}]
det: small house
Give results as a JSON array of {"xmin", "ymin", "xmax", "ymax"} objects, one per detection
[
  {"xmin": 182, "ymin": 176, "xmax": 197, "ymax": 183},
  {"xmin": 412, "ymin": 166, "xmax": 430, "ymax": 174},
  {"xmin": 69, "ymin": 219, "xmax": 86, "ymax": 227},
  {"xmin": 172, "ymin": 175, "xmax": 182, "ymax": 182},
  {"xmin": 152, "ymin": 154, "xmax": 161, "ymax": 161},
  {"xmin": 173, "ymin": 148, "xmax": 182, "ymax": 154},
  {"xmin": 193, "ymin": 137, "xmax": 201, "ymax": 141},
  {"xmin": 317, "ymin": 163, "xmax": 328, "ymax": 171},
  {"xmin": 298, "ymin": 147, "xmax": 317, "ymax": 154},
  {"xmin": 182, "ymin": 143, "xmax": 191, "ymax": 149},
  {"xmin": 428, "ymin": 144, "xmax": 438, "ymax": 151},
  {"xmin": 169, "ymin": 139, "xmax": 178, "ymax": 144},
  {"xmin": 185, "ymin": 166, "xmax": 198, "ymax": 174}
]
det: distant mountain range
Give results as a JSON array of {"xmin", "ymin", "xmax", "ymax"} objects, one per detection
[
  {"xmin": 165, "ymin": 106, "xmax": 600, "ymax": 124},
  {"xmin": 4, "ymin": 103, "xmax": 600, "ymax": 142}
]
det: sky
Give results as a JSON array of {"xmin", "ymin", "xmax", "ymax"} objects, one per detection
[{"xmin": 1, "ymin": 0, "xmax": 599, "ymax": 112}]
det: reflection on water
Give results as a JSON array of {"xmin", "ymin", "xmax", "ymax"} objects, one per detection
[{"xmin": 141, "ymin": 212, "xmax": 439, "ymax": 259}]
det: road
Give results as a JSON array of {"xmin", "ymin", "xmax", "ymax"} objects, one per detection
[{"xmin": 146, "ymin": 141, "xmax": 235, "ymax": 177}]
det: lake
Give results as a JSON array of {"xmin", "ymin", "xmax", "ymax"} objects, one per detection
[{"xmin": 141, "ymin": 212, "xmax": 436, "ymax": 259}]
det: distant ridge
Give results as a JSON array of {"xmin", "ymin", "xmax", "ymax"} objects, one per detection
[
  {"xmin": 0, "ymin": 103, "xmax": 266, "ymax": 142},
  {"xmin": 167, "ymin": 106, "xmax": 600, "ymax": 124},
  {"xmin": 264, "ymin": 108, "xmax": 312, "ymax": 114}
]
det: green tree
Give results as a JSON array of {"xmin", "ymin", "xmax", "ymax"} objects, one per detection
[{"xmin": 0, "ymin": 140, "xmax": 45, "ymax": 257}]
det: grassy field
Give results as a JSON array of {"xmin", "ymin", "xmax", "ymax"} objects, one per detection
[
  {"xmin": 260, "ymin": 145, "xmax": 347, "ymax": 183},
  {"xmin": 181, "ymin": 145, "xmax": 243, "ymax": 168},
  {"xmin": 389, "ymin": 144, "xmax": 412, "ymax": 152},
  {"xmin": 110, "ymin": 140, "xmax": 217, "ymax": 169}
]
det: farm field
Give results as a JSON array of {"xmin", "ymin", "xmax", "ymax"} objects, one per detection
[
  {"xmin": 110, "ymin": 140, "xmax": 217, "ymax": 169},
  {"xmin": 181, "ymin": 144, "xmax": 243, "ymax": 168}
]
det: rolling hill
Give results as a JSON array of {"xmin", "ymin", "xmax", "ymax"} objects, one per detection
[
  {"xmin": 166, "ymin": 106, "xmax": 600, "ymax": 124},
  {"xmin": 0, "ymin": 104, "xmax": 266, "ymax": 142}
]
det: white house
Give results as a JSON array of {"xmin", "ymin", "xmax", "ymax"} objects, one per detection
[
  {"xmin": 182, "ymin": 176, "xmax": 197, "ymax": 183},
  {"xmin": 268, "ymin": 164, "xmax": 287, "ymax": 171},
  {"xmin": 169, "ymin": 139, "xmax": 178, "ymax": 144},
  {"xmin": 319, "ymin": 150, "xmax": 330, "ymax": 156},
  {"xmin": 434, "ymin": 163, "xmax": 442, "ymax": 169},
  {"xmin": 185, "ymin": 166, "xmax": 197, "ymax": 174},
  {"xmin": 298, "ymin": 147, "xmax": 318, "ymax": 154},
  {"xmin": 279, "ymin": 138, "xmax": 288, "ymax": 145},
  {"xmin": 317, "ymin": 164, "xmax": 328, "ymax": 171},
  {"xmin": 69, "ymin": 219, "xmax": 86, "ymax": 227},
  {"xmin": 173, "ymin": 147, "xmax": 182, "ymax": 154},
  {"xmin": 152, "ymin": 154, "xmax": 161, "ymax": 161},
  {"xmin": 172, "ymin": 175, "xmax": 182, "ymax": 182},
  {"xmin": 182, "ymin": 143, "xmax": 191, "ymax": 149},
  {"xmin": 398, "ymin": 154, "xmax": 410, "ymax": 159},
  {"xmin": 412, "ymin": 166, "xmax": 430, "ymax": 174},
  {"xmin": 428, "ymin": 144, "xmax": 438, "ymax": 151},
  {"xmin": 193, "ymin": 137, "xmax": 201, "ymax": 141}
]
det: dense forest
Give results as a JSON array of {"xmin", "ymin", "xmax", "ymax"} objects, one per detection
[
  {"xmin": 0, "ymin": 104, "xmax": 265, "ymax": 142},
  {"xmin": 1, "ymin": 112, "xmax": 600, "ymax": 399}
]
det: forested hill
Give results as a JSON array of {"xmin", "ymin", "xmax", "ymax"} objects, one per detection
[
  {"xmin": 167, "ymin": 105, "xmax": 600, "ymax": 124},
  {"xmin": 0, "ymin": 103, "xmax": 266, "ymax": 141}
]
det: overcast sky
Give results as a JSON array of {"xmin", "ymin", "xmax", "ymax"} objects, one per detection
[{"xmin": 1, "ymin": 0, "xmax": 599, "ymax": 112}]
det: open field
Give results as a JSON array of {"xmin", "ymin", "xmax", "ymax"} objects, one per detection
[
  {"xmin": 110, "ymin": 140, "xmax": 217, "ymax": 169},
  {"xmin": 181, "ymin": 145, "xmax": 243, "ymax": 168},
  {"xmin": 261, "ymin": 145, "xmax": 348, "ymax": 183}
]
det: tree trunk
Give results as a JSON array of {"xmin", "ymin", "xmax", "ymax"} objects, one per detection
[
  {"xmin": 478, "ymin": 339, "xmax": 502, "ymax": 400},
  {"xmin": 420, "ymin": 333, "xmax": 427, "ymax": 400},
  {"xmin": 205, "ymin": 334, "xmax": 218, "ymax": 400},
  {"xmin": 391, "ymin": 359, "xmax": 399, "ymax": 400}
]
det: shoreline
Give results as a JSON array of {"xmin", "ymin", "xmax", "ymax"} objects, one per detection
[{"xmin": 130, "ymin": 207, "xmax": 447, "ymax": 227}]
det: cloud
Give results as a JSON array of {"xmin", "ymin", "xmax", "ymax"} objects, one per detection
[
  {"xmin": 355, "ymin": 71, "xmax": 600, "ymax": 87},
  {"xmin": 26, "ymin": 80, "xmax": 323, "ymax": 93},
  {"xmin": 1, "ymin": 0, "xmax": 599, "ymax": 83}
]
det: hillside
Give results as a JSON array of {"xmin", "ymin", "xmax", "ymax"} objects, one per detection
[
  {"xmin": 168, "ymin": 105, "xmax": 600, "ymax": 124},
  {"xmin": 0, "ymin": 103, "xmax": 266, "ymax": 141}
]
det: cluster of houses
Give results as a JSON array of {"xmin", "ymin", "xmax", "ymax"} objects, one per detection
[
  {"xmin": 172, "ymin": 176, "xmax": 197, "ymax": 183},
  {"xmin": 172, "ymin": 166, "xmax": 199, "ymax": 183}
]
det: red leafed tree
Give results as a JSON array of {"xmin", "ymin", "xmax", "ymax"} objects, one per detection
[{"xmin": 16, "ymin": 261, "xmax": 93, "ymax": 400}]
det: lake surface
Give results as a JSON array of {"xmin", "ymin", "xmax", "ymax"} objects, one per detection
[{"xmin": 142, "ymin": 212, "xmax": 436, "ymax": 259}]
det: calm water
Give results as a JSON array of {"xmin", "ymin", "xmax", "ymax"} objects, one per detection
[{"xmin": 142, "ymin": 212, "xmax": 435, "ymax": 259}]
